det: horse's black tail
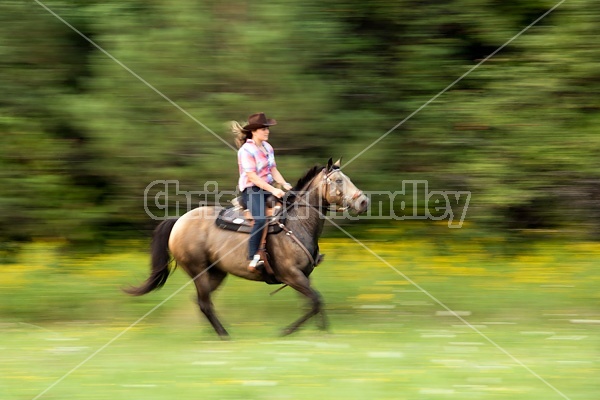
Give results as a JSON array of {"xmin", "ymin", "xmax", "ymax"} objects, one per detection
[{"xmin": 124, "ymin": 218, "xmax": 179, "ymax": 296}]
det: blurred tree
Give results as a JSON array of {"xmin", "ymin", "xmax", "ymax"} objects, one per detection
[
  {"xmin": 1, "ymin": 0, "xmax": 599, "ymax": 242},
  {"xmin": 0, "ymin": 1, "xmax": 104, "ymax": 241}
]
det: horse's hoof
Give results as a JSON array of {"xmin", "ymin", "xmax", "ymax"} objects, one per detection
[
  {"xmin": 217, "ymin": 330, "xmax": 231, "ymax": 340},
  {"xmin": 281, "ymin": 327, "xmax": 296, "ymax": 336},
  {"xmin": 317, "ymin": 315, "xmax": 328, "ymax": 331}
]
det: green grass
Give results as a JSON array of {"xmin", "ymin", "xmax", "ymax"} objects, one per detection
[{"xmin": 1, "ymin": 229, "xmax": 599, "ymax": 399}]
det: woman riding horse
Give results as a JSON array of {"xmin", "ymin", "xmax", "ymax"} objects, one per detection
[
  {"xmin": 232, "ymin": 112, "xmax": 293, "ymax": 271},
  {"xmin": 126, "ymin": 155, "xmax": 369, "ymax": 337}
]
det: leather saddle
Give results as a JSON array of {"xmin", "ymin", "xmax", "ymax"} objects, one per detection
[{"xmin": 215, "ymin": 197, "xmax": 285, "ymax": 234}]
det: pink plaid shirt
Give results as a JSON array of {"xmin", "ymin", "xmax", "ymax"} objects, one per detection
[{"xmin": 238, "ymin": 139, "xmax": 276, "ymax": 191}]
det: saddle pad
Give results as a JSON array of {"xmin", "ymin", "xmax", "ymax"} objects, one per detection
[{"xmin": 215, "ymin": 207, "xmax": 284, "ymax": 234}]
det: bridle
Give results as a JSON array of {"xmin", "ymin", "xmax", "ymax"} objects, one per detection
[
  {"xmin": 322, "ymin": 168, "xmax": 363, "ymax": 212},
  {"xmin": 280, "ymin": 168, "xmax": 362, "ymax": 213},
  {"xmin": 273, "ymin": 168, "xmax": 363, "ymax": 273}
]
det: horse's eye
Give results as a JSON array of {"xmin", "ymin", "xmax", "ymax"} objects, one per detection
[{"xmin": 336, "ymin": 179, "xmax": 343, "ymax": 184}]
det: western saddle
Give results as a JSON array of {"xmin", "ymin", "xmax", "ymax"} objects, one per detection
[
  {"xmin": 215, "ymin": 196, "xmax": 285, "ymax": 234},
  {"xmin": 215, "ymin": 196, "xmax": 324, "ymax": 285}
]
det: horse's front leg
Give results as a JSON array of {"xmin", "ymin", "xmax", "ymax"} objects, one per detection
[
  {"xmin": 281, "ymin": 270, "xmax": 324, "ymax": 336},
  {"xmin": 317, "ymin": 306, "xmax": 329, "ymax": 331}
]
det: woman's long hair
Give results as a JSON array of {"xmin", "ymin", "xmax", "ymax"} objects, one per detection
[{"xmin": 231, "ymin": 121, "xmax": 251, "ymax": 149}]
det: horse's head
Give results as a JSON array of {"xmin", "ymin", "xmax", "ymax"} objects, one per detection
[{"xmin": 321, "ymin": 158, "xmax": 369, "ymax": 214}]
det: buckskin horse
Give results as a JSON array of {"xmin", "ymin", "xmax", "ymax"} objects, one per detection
[{"xmin": 125, "ymin": 159, "xmax": 369, "ymax": 337}]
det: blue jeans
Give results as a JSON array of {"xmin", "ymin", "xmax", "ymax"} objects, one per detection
[{"xmin": 242, "ymin": 186, "xmax": 269, "ymax": 260}]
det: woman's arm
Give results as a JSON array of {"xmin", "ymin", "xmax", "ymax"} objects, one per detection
[
  {"xmin": 271, "ymin": 167, "xmax": 292, "ymax": 190},
  {"xmin": 246, "ymin": 171, "xmax": 285, "ymax": 198}
]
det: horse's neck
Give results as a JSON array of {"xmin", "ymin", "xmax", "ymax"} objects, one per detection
[{"xmin": 286, "ymin": 182, "xmax": 326, "ymax": 242}]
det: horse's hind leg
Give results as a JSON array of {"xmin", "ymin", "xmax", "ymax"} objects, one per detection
[
  {"xmin": 281, "ymin": 270, "xmax": 325, "ymax": 336},
  {"xmin": 317, "ymin": 304, "xmax": 329, "ymax": 331},
  {"xmin": 193, "ymin": 267, "xmax": 229, "ymax": 338}
]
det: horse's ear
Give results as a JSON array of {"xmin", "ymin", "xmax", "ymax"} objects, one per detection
[
  {"xmin": 326, "ymin": 158, "xmax": 333, "ymax": 171},
  {"xmin": 333, "ymin": 158, "xmax": 342, "ymax": 168}
]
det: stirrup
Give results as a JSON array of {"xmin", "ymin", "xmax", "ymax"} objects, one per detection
[{"xmin": 248, "ymin": 254, "xmax": 264, "ymax": 271}]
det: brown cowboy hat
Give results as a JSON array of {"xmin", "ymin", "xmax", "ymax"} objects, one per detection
[{"xmin": 242, "ymin": 112, "xmax": 277, "ymax": 131}]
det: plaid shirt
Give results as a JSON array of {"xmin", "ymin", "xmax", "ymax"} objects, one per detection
[{"xmin": 238, "ymin": 139, "xmax": 276, "ymax": 190}]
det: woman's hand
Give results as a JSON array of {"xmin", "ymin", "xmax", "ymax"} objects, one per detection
[
  {"xmin": 282, "ymin": 182, "xmax": 293, "ymax": 191},
  {"xmin": 272, "ymin": 188, "xmax": 286, "ymax": 198}
]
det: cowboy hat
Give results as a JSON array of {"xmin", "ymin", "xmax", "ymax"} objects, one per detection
[{"xmin": 242, "ymin": 112, "xmax": 277, "ymax": 131}]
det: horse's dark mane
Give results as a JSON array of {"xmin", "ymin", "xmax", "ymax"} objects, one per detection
[
  {"xmin": 293, "ymin": 164, "xmax": 339, "ymax": 191},
  {"xmin": 293, "ymin": 166, "xmax": 323, "ymax": 191}
]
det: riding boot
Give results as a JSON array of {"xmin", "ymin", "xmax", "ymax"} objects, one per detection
[{"xmin": 248, "ymin": 254, "xmax": 264, "ymax": 272}]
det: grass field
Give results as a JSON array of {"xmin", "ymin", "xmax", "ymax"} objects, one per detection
[{"xmin": 1, "ymin": 226, "xmax": 599, "ymax": 399}]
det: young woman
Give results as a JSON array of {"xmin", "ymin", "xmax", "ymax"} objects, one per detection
[{"xmin": 232, "ymin": 113, "xmax": 293, "ymax": 271}]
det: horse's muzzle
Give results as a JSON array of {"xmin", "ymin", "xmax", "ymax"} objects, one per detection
[{"xmin": 354, "ymin": 194, "xmax": 369, "ymax": 214}]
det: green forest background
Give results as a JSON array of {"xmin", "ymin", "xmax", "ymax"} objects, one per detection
[
  {"xmin": 2, "ymin": 3, "xmax": 599, "ymax": 398},
  {"xmin": 1, "ymin": 0, "xmax": 599, "ymax": 244}
]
